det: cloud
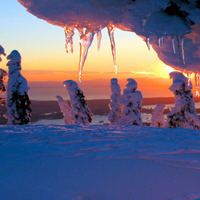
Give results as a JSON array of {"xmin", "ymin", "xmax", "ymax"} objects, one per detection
[{"xmin": 130, "ymin": 71, "xmax": 156, "ymax": 75}]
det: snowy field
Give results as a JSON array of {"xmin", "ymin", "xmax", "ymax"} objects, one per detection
[{"xmin": 0, "ymin": 124, "xmax": 200, "ymax": 200}]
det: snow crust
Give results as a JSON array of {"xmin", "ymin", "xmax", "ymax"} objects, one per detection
[{"xmin": 0, "ymin": 124, "xmax": 200, "ymax": 200}]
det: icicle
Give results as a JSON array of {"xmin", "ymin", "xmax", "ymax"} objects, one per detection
[
  {"xmin": 187, "ymin": 72, "xmax": 191, "ymax": 86},
  {"xmin": 171, "ymin": 36, "xmax": 176, "ymax": 54},
  {"xmin": 140, "ymin": 18, "xmax": 146, "ymax": 32},
  {"xmin": 195, "ymin": 73, "xmax": 200, "ymax": 97},
  {"xmin": 78, "ymin": 27, "xmax": 84, "ymax": 37},
  {"xmin": 64, "ymin": 26, "xmax": 74, "ymax": 53},
  {"xmin": 96, "ymin": 30, "xmax": 102, "ymax": 51},
  {"xmin": 177, "ymin": 36, "xmax": 185, "ymax": 65},
  {"xmin": 145, "ymin": 37, "xmax": 150, "ymax": 51},
  {"xmin": 78, "ymin": 29, "xmax": 95, "ymax": 82},
  {"xmin": 107, "ymin": 25, "xmax": 117, "ymax": 74},
  {"xmin": 161, "ymin": 37, "xmax": 164, "ymax": 45},
  {"xmin": 158, "ymin": 37, "xmax": 161, "ymax": 47}
]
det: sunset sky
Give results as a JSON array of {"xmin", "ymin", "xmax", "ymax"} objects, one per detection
[{"xmin": 0, "ymin": 0, "xmax": 178, "ymax": 99}]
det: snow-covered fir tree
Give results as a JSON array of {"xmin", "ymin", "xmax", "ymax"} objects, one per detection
[
  {"xmin": 107, "ymin": 78, "xmax": 121, "ymax": 125},
  {"xmin": 64, "ymin": 80, "xmax": 93, "ymax": 125},
  {"xmin": 56, "ymin": 95, "xmax": 73, "ymax": 125},
  {"xmin": 165, "ymin": 72, "xmax": 200, "ymax": 129},
  {"xmin": 151, "ymin": 104, "xmax": 165, "ymax": 127},
  {"xmin": 6, "ymin": 50, "xmax": 31, "ymax": 125},
  {"xmin": 0, "ymin": 45, "xmax": 6, "ymax": 62},
  {"xmin": 120, "ymin": 78, "xmax": 143, "ymax": 125},
  {"xmin": 0, "ymin": 69, "xmax": 7, "ymax": 95}
]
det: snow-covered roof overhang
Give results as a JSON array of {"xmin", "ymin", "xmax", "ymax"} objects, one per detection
[{"xmin": 17, "ymin": 0, "xmax": 200, "ymax": 77}]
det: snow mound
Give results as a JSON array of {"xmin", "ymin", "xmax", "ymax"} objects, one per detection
[{"xmin": 1, "ymin": 124, "xmax": 200, "ymax": 200}]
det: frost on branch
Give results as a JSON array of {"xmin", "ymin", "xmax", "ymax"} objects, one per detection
[
  {"xmin": 107, "ymin": 78, "xmax": 121, "ymax": 125},
  {"xmin": 56, "ymin": 95, "xmax": 73, "ymax": 125},
  {"xmin": 165, "ymin": 72, "xmax": 200, "ymax": 129},
  {"xmin": 0, "ymin": 69, "xmax": 7, "ymax": 95},
  {"xmin": 6, "ymin": 50, "xmax": 31, "ymax": 125},
  {"xmin": 120, "ymin": 78, "xmax": 143, "ymax": 126},
  {"xmin": 64, "ymin": 80, "xmax": 93, "ymax": 125},
  {"xmin": 151, "ymin": 104, "xmax": 165, "ymax": 127},
  {"xmin": 0, "ymin": 45, "xmax": 6, "ymax": 62}
]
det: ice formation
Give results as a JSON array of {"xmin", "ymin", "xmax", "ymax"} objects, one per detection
[
  {"xmin": 165, "ymin": 72, "xmax": 200, "ymax": 129},
  {"xmin": 0, "ymin": 45, "xmax": 6, "ymax": 62},
  {"xmin": 64, "ymin": 80, "xmax": 93, "ymax": 125},
  {"xmin": 96, "ymin": 30, "xmax": 102, "ymax": 51},
  {"xmin": 6, "ymin": 50, "xmax": 31, "ymax": 125},
  {"xmin": 78, "ymin": 30, "xmax": 95, "ymax": 82},
  {"xmin": 0, "ymin": 69, "xmax": 7, "ymax": 95},
  {"xmin": 120, "ymin": 78, "xmax": 143, "ymax": 126},
  {"xmin": 64, "ymin": 26, "xmax": 74, "ymax": 53},
  {"xmin": 107, "ymin": 78, "xmax": 121, "ymax": 125},
  {"xmin": 195, "ymin": 72, "xmax": 200, "ymax": 97},
  {"xmin": 56, "ymin": 95, "xmax": 73, "ymax": 125},
  {"xmin": 151, "ymin": 104, "xmax": 165, "ymax": 127},
  {"xmin": 107, "ymin": 25, "xmax": 117, "ymax": 74},
  {"xmin": 18, "ymin": 0, "xmax": 200, "ymax": 85}
]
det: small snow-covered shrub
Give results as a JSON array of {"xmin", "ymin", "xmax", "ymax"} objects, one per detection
[
  {"xmin": 64, "ymin": 80, "xmax": 93, "ymax": 125},
  {"xmin": 56, "ymin": 95, "xmax": 73, "ymax": 125},
  {"xmin": 120, "ymin": 78, "xmax": 143, "ymax": 125},
  {"xmin": 107, "ymin": 78, "xmax": 121, "ymax": 125},
  {"xmin": 6, "ymin": 50, "xmax": 31, "ymax": 125},
  {"xmin": 151, "ymin": 104, "xmax": 165, "ymax": 127},
  {"xmin": 165, "ymin": 72, "xmax": 200, "ymax": 129}
]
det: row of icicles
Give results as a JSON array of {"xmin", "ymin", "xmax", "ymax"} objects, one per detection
[
  {"xmin": 64, "ymin": 25, "xmax": 117, "ymax": 82},
  {"xmin": 64, "ymin": 25, "xmax": 200, "ymax": 97},
  {"xmin": 182, "ymin": 72, "xmax": 200, "ymax": 97},
  {"xmin": 145, "ymin": 35, "xmax": 185, "ymax": 65}
]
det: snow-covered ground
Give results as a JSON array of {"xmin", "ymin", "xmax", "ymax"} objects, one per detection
[{"xmin": 0, "ymin": 124, "xmax": 200, "ymax": 200}]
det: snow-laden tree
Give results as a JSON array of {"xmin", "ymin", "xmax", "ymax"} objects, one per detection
[
  {"xmin": 6, "ymin": 50, "xmax": 31, "ymax": 125},
  {"xmin": 64, "ymin": 80, "xmax": 93, "ymax": 125},
  {"xmin": 120, "ymin": 78, "xmax": 143, "ymax": 125},
  {"xmin": 107, "ymin": 78, "xmax": 121, "ymax": 125},
  {"xmin": 56, "ymin": 95, "xmax": 73, "ymax": 125},
  {"xmin": 0, "ymin": 69, "xmax": 7, "ymax": 95},
  {"xmin": 165, "ymin": 72, "xmax": 200, "ymax": 129},
  {"xmin": 0, "ymin": 45, "xmax": 6, "ymax": 62},
  {"xmin": 151, "ymin": 104, "xmax": 165, "ymax": 127}
]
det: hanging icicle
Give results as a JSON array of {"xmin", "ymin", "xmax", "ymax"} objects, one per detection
[
  {"xmin": 145, "ymin": 37, "xmax": 150, "ymax": 51},
  {"xmin": 140, "ymin": 18, "xmax": 146, "ymax": 32},
  {"xmin": 177, "ymin": 36, "xmax": 185, "ymax": 65},
  {"xmin": 64, "ymin": 26, "xmax": 74, "ymax": 53},
  {"xmin": 195, "ymin": 73, "xmax": 200, "ymax": 97},
  {"xmin": 78, "ymin": 27, "xmax": 85, "ymax": 37},
  {"xmin": 78, "ymin": 29, "xmax": 95, "ymax": 82},
  {"xmin": 107, "ymin": 24, "xmax": 117, "ymax": 74},
  {"xmin": 171, "ymin": 36, "xmax": 176, "ymax": 54},
  {"xmin": 157, "ymin": 37, "xmax": 161, "ymax": 47},
  {"xmin": 96, "ymin": 30, "xmax": 102, "ymax": 51},
  {"xmin": 161, "ymin": 37, "xmax": 164, "ymax": 45},
  {"xmin": 187, "ymin": 72, "xmax": 191, "ymax": 86}
]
